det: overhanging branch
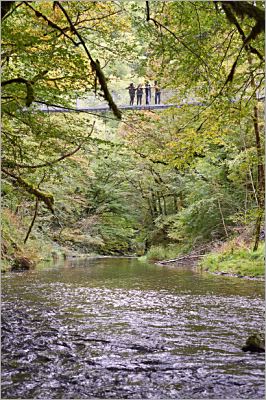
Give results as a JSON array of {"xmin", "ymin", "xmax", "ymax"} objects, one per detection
[
  {"xmin": 54, "ymin": 1, "xmax": 122, "ymax": 120},
  {"xmin": 23, "ymin": 1, "xmax": 80, "ymax": 46},
  {"xmin": 2, "ymin": 168, "xmax": 55, "ymax": 213},
  {"xmin": 2, "ymin": 121, "xmax": 95, "ymax": 169},
  {"xmin": 2, "ymin": 71, "xmax": 48, "ymax": 107}
]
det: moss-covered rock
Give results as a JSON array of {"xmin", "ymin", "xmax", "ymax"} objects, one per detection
[{"xmin": 242, "ymin": 333, "xmax": 265, "ymax": 353}]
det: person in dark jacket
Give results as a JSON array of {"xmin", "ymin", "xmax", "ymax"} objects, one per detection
[
  {"xmin": 154, "ymin": 81, "xmax": 161, "ymax": 104},
  {"xmin": 145, "ymin": 82, "xmax": 151, "ymax": 105},
  {"xmin": 136, "ymin": 84, "xmax": 143, "ymax": 105},
  {"xmin": 126, "ymin": 83, "xmax": 136, "ymax": 106}
]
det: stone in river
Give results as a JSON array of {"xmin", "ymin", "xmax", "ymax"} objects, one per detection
[{"xmin": 242, "ymin": 333, "xmax": 265, "ymax": 353}]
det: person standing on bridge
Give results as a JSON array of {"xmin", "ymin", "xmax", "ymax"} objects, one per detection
[
  {"xmin": 126, "ymin": 83, "xmax": 136, "ymax": 106},
  {"xmin": 145, "ymin": 82, "xmax": 151, "ymax": 105},
  {"xmin": 136, "ymin": 84, "xmax": 143, "ymax": 106},
  {"xmin": 154, "ymin": 81, "xmax": 161, "ymax": 105}
]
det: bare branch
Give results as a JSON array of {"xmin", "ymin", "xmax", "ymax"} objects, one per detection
[
  {"xmin": 223, "ymin": 1, "xmax": 265, "ymax": 28},
  {"xmin": 75, "ymin": 9, "xmax": 122, "ymax": 24},
  {"xmin": 2, "ymin": 70, "xmax": 48, "ymax": 87},
  {"xmin": 2, "ymin": 77, "xmax": 28, "ymax": 87}
]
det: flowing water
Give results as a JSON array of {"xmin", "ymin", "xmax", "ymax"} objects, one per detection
[{"xmin": 1, "ymin": 257, "xmax": 265, "ymax": 399}]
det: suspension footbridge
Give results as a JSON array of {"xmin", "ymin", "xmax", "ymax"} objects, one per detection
[
  {"xmin": 33, "ymin": 89, "xmax": 264, "ymax": 114},
  {"xmin": 38, "ymin": 101, "xmax": 204, "ymax": 114}
]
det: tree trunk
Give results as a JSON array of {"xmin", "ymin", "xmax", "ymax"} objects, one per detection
[
  {"xmin": 157, "ymin": 193, "xmax": 163, "ymax": 215},
  {"xmin": 151, "ymin": 190, "xmax": 158, "ymax": 217},
  {"xmin": 217, "ymin": 198, "xmax": 229, "ymax": 238},
  {"xmin": 248, "ymin": 54, "xmax": 264, "ymax": 251},
  {"xmin": 253, "ymin": 100, "xmax": 264, "ymax": 251},
  {"xmin": 162, "ymin": 196, "xmax": 167, "ymax": 215},
  {"xmin": 147, "ymin": 198, "xmax": 154, "ymax": 219}
]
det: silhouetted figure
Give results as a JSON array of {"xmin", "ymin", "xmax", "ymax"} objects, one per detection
[
  {"xmin": 137, "ymin": 84, "xmax": 143, "ymax": 105},
  {"xmin": 126, "ymin": 83, "xmax": 136, "ymax": 106},
  {"xmin": 145, "ymin": 82, "xmax": 151, "ymax": 105},
  {"xmin": 154, "ymin": 81, "xmax": 161, "ymax": 104}
]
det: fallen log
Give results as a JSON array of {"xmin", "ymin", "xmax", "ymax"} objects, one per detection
[{"xmin": 158, "ymin": 254, "xmax": 205, "ymax": 265}]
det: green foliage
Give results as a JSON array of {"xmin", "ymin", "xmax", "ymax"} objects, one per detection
[
  {"xmin": 145, "ymin": 244, "xmax": 183, "ymax": 262},
  {"xmin": 200, "ymin": 242, "xmax": 265, "ymax": 277},
  {"xmin": 1, "ymin": 208, "xmax": 55, "ymax": 271},
  {"xmin": 1, "ymin": 1, "xmax": 264, "ymax": 266}
]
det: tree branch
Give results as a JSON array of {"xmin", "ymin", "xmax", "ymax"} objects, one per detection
[
  {"xmin": 2, "ymin": 121, "xmax": 95, "ymax": 169},
  {"xmin": 224, "ymin": 1, "xmax": 265, "ymax": 27},
  {"xmin": 146, "ymin": 1, "xmax": 150, "ymax": 21},
  {"xmin": 1, "ymin": 1, "xmax": 15, "ymax": 20},
  {"xmin": 2, "ymin": 78, "xmax": 34, "ymax": 107},
  {"xmin": 221, "ymin": 2, "xmax": 264, "ymax": 62},
  {"xmin": 23, "ymin": 2, "xmax": 80, "ymax": 46},
  {"xmin": 54, "ymin": 1, "xmax": 122, "ymax": 120},
  {"xmin": 24, "ymin": 198, "xmax": 39, "ymax": 244},
  {"xmin": 2, "ymin": 77, "xmax": 28, "ymax": 87},
  {"xmin": 2, "ymin": 71, "xmax": 48, "ymax": 107},
  {"xmin": 76, "ymin": 9, "xmax": 123, "ymax": 24},
  {"xmin": 2, "ymin": 168, "xmax": 54, "ymax": 213},
  {"xmin": 134, "ymin": 150, "xmax": 169, "ymax": 166},
  {"xmin": 146, "ymin": 2, "xmax": 210, "ymax": 74},
  {"xmin": 2, "ymin": 70, "xmax": 48, "ymax": 87},
  {"xmin": 2, "ymin": 1, "xmax": 23, "ymax": 21},
  {"xmin": 34, "ymin": 100, "xmax": 118, "ymax": 121}
]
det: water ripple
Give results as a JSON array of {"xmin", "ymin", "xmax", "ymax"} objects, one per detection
[{"xmin": 1, "ymin": 258, "xmax": 264, "ymax": 399}]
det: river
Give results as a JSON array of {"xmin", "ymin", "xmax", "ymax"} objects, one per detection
[{"xmin": 1, "ymin": 257, "xmax": 265, "ymax": 399}]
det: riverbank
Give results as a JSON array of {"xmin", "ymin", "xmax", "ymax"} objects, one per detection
[
  {"xmin": 144, "ymin": 239, "xmax": 264, "ymax": 280},
  {"xmin": 1, "ymin": 209, "xmax": 138, "ymax": 273},
  {"xmin": 199, "ymin": 241, "xmax": 264, "ymax": 279},
  {"xmin": 1, "ymin": 209, "xmax": 53, "ymax": 272}
]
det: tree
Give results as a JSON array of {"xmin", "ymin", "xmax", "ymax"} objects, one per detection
[
  {"xmin": 2, "ymin": 1, "xmax": 131, "ymax": 243},
  {"xmin": 126, "ymin": 0, "xmax": 265, "ymax": 248}
]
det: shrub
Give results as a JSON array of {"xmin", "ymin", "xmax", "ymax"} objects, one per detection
[
  {"xmin": 200, "ymin": 241, "xmax": 265, "ymax": 277},
  {"xmin": 146, "ymin": 244, "xmax": 182, "ymax": 262}
]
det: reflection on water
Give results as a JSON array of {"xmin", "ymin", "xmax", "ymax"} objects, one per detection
[{"xmin": 1, "ymin": 258, "xmax": 265, "ymax": 399}]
